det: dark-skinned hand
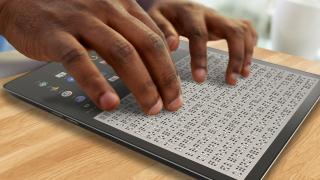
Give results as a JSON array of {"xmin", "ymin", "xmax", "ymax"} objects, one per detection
[
  {"xmin": 0, "ymin": 0, "xmax": 257, "ymax": 115},
  {"xmin": 0, "ymin": 0, "xmax": 183, "ymax": 115},
  {"xmin": 148, "ymin": 0, "xmax": 258, "ymax": 84}
]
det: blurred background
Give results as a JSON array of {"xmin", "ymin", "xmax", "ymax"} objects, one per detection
[
  {"xmin": 1, "ymin": 0, "xmax": 320, "ymax": 61},
  {"xmin": 193, "ymin": 0, "xmax": 276, "ymax": 49},
  {"xmin": 193, "ymin": 0, "xmax": 320, "ymax": 61}
]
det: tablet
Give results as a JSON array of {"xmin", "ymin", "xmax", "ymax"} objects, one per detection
[{"xmin": 4, "ymin": 41, "xmax": 320, "ymax": 180}]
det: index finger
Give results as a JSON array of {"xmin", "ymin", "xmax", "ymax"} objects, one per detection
[
  {"xmin": 46, "ymin": 31, "xmax": 120, "ymax": 110},
  {"xmin": 109, "ymin": 14, "xmax": 183, "ymax": 111}
]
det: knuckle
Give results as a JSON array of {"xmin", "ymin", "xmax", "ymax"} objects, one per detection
[
  {"xmin": 234, "ymin": 54, "xmax": 244, "ymax": 63},
  {"xmin": 144, "ymin": 32, "xmax": 166, "ymax": 51},
  {"xmin": 242, "ymin": 20, "xmax": 252, "ymax": 26},
  {"xmin": 161, "ymin": 72, "xmax": 179, "ymax": 88},
  {"xmin": 111, "ymin": 40, "xmax": 136, "ymax": 64},
  {"xmin": 60, "ymin": 48, "xmax": 87, "ymax": 64},
  {"xmin": 151, "ymin": 24, "xmax": 167, "ymax": 40},
  {"xmin": 189, "ymin": 27, "xmax": 208, "ymax": 39},
  {"xmin": 96, "ymin": 0, "xmax": 111, "ymax": 7},
  {"xmin": 183, "ymin": 2, "xmax": 201, "ymax": 10},
  {"xmin": 241, "ymin": 23, "xmax": 249, "ymax": 32},
  {"xmin": 227, "ymin": 24, "xmax": 245, "ymax": 38}
]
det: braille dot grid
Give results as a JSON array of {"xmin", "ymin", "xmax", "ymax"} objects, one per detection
[{"xmin": 94, "ymin": 51, "xmax": 318, "ymax": 180}]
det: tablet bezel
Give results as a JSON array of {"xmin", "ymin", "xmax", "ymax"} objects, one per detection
[{"xmin": 4, "ymin": 41, "xmax": 320, "ymax": 180}]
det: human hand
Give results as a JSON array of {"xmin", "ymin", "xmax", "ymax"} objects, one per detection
[
  {"xmin": 0, "ymin": 0, "xmax": 183, "ymax": 115},
  {"xmin": 148, "ymin": 0, "xmax": 258, "ymax": 84}
]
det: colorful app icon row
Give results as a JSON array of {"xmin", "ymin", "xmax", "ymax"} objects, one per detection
[
  {"xmin": 55, "ymin": 71, "xmax": 75, "ymax": 82},
  {"xmin": 36, "ymin": 81, "xmax": 87, "ymax": 103}
]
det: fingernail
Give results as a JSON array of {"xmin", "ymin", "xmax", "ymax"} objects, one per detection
[
  {"xmin": 230, "ymin": 73, "xmax": 238, "ymax": 85},
  {"xmin": 148, "ymin": 98, "xmax": 163, "ymax": 115},
  {"xmin": 243, "ymin": 66, "xmax": 250, "ymax": 77},
  {"xmin": 193, "ymin": 68, "xmax": 207, "ymax": 83},
  {"xmin": 99, "ymin": 92, "xmax": 119, "ymax": 110},
  {"xmin": 166, "ymin": 36, "xmax": 177, "ymax": 50},
  {"xmin": 167, "ymin": 95, "xmax": 183, "ymax": 111}
]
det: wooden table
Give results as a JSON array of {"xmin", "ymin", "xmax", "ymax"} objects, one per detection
[{"xmin": 1, "ymin": 41, "xmax": 320, "ymax": 180}]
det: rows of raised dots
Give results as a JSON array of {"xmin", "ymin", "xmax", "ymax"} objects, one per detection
[{"xmin": 94, "ymin": 51, "xmax": 318, "ymax": 180}]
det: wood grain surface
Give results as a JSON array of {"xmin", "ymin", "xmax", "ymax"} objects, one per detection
[{"xmin": 0, "ymin": 41, "xmax": 319, "ymax": 180}]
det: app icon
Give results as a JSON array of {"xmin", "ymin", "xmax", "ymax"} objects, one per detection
[
  {"xmin": 91, "ymin": 55, "xmax": 98, "ymax": 60},
  {"xmin": 108, "ymin": 75, "xmax": 119, "ymax": 82},
  {"xmin": 61, "ymin": 91, "xmax": 73, "ymax": 98},
  {"xmin": 75, "ymin": 96, "xmax": 86, "ymax": 103},
  {"xmin": 38, "ymin": 81, "xmax": 48, "ymax": 87},
  {"xmin": 83, "ymin": 103, "xmax": 91, "ymax": 108},
  {"xmin": 50, "ymin": 86, "xmax": 60, "ymax": 92},
  {"xmin": 66, "ymin": 76, "xmax": 75, "ymax": 82},
  {"xmin": 55, "ymin": 72, "xmax": 67, "ymax": 78}
]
